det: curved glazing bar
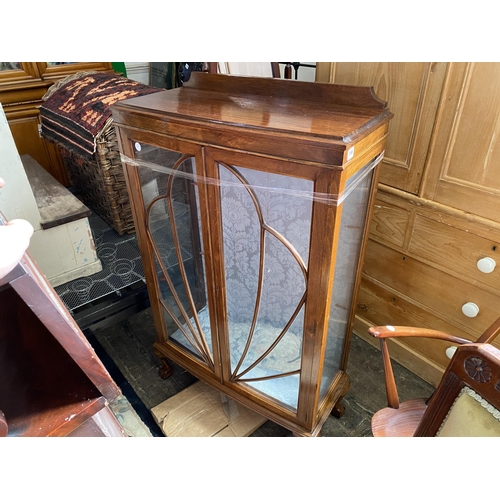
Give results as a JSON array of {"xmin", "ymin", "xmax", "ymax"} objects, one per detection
[
  {"xmin": 219, "ymin": 163, "xmax": 313, "ymax": 410},
  {"xmin": 135, "ymin": 145, "xmax": 213, "ymax": 368}
]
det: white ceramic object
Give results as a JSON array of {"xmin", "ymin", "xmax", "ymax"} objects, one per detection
[
  {"xmin": 477, "ymin": 257, "xmax": 496, "ymax": 274},
  {"xmin": 462, "ymin": 302, "xmax": 480, "ymax": 318}
]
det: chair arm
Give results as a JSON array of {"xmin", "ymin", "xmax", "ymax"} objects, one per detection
[
  {"xmin": 368, "ymin": 326, "xmax": 471, "ymax": 410},
  {"xmin": 368, "ymin": 325, "xmax": 471, "ymax": 345}
]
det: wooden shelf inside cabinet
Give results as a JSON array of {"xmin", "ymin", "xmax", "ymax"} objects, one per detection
[{"xmin": 0, "ymin": 215, "xmax": 126, "ymax": 437}]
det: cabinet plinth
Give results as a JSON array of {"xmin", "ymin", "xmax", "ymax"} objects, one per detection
[{"xmin": 112, "ymin": 73, "xmax": 392, "ymax": 436}]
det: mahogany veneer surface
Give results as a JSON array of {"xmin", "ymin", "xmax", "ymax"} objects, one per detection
[{"xmin": 0, "ymin": 285, "xmax": 105, "ymax": 436}]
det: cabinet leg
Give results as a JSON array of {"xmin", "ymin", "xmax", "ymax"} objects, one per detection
[
  {"xmin": 158, "ymin": 358, "xmax": 173, "ymax": 380},
  {"xmin": 331, "ymin": 401, "xmax": 345, "ymax": 419},
  {"xmin": 153, "ymin": 346, "xmax": 173, "ymax": 380},
  {"xmin": 331, "ymin": 382, "xmax": 349, "ymax": 419}
]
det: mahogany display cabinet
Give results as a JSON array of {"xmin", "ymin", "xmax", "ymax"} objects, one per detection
[{"xmin": 111, "ymin": 73, "xmax": 393, "ymax": 436}]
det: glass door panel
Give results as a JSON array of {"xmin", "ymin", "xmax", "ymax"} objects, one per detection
[
  {"xmin": 319, "ymin": 159, "xmax": 376, "ymax": 403},
  {"xmin": 0, "ymin": 62, "xmax": 21, "ymax": 71},
  {"xmin": 135, "ymin": 143, "xmax": 213, "ymax": 369},
  {"xmin": 218, "ymin": 163, "xmax": 313, "ymax": 411}
]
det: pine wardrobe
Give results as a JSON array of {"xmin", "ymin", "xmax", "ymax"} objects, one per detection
[{"xmin": 111, "ymin": 73, "xmax": 392, "ymax": 436}]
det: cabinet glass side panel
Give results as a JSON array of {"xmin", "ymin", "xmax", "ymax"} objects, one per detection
[
  {"xmin": 319, "ymin": 163, "xmax": 375, "ymax": 403},
  {"xmin": 135, "ymin": 143, "xmax": 214, "ymax": 368},
  {"xmin": 218, "ymin": 163, "xmax": 313, "ymax": 411}
]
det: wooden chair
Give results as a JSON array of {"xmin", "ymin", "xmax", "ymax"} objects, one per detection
[{"xmin": 368, "ymin": 317, "xmax": 500, "ymax": 436}]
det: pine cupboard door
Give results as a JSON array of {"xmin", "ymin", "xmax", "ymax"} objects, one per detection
[
  {"xmin": 421, "ymin": 62, "xmax": 500, "ymax": 223},
  {"xmin": 316, "ymin": 62, "xmax": 447, "ymax": 194},
  {"xmin": 121, "ymin": 135, "xmax": 224, "ymax": 381}
]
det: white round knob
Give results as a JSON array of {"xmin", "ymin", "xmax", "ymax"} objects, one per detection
[
  {"xmin": 462, "ymin": 302, "xmax": 480, "ymax": 318},
  {"xmin": 446, "ymin": 346, "xmax": 457, "ymax": 359},
  {"xmin": 477, "ymin": 257, "xmax": 496, "ymax": 274}
]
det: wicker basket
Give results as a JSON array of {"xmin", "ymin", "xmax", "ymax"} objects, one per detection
[{"xmin": 59, "ymin": 123, "xmax": 135, "ymax": 235}]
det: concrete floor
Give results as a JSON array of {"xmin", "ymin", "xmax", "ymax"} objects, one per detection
[{"xmin": 90, "ymin": 307, "xmax": 434, "ymax": 437}]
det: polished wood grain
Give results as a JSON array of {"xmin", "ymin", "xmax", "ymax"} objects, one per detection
[
  {"xmin": 368, "ymin": 325, "xmax": 471, "ymax": 409},
  {"xmin": 368, "ymin": 325, "xmax": 474, "ymax": 344},
  {"xmin": 354, "ymin": 316, "xmax": 449, "ymax": 387},
  {"xmin": 120, "ymin": 87, "xmax": 388, "ymax": 140},
  {"xmin": 0, "ymin": 219, "xmax": 125, "ymax": 436},
  {"xmin": 112, "ymin": 72, "xmax": 393, "ymax": 167},
  {"xmin": 371, "ymin": 399, "xmax": 428, "ymax": 437}
]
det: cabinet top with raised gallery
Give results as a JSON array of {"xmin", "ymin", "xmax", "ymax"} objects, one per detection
[{"xmin": 111, "ymin": 73, "xmax": 393, "ymax": 167}]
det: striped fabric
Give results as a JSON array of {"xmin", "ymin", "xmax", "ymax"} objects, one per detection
[{"xmin": 40, "ymin": 72, "xmax": 163, "ymax": 158}]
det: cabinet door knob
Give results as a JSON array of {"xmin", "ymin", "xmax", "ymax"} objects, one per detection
[
  {"xmin": 477, "ymin": 257, "xmax": 496, "ymax": 274},
  {"xmin": 462, "ymin": 302, "xmax": 480, "ymax": 318}
]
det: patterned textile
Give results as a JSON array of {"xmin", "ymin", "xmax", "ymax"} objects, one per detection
[{"xmin": 40, "ymin": 72, "xmax": 164, "ymax": 158}]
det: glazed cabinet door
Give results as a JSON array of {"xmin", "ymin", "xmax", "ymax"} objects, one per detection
[
  {"xmin": 122, "ymin": 137, "xmax": 223, "ymax": 380},
  {"xmin": 316, "ymin": 62, "xmax": 447, "ymax": 194},
  {"xmin": 203, "ymin": 148, "xmax": 381, "ymax": 429},
  {"xmin": 421, "ymin": 62, "xmax": 500, "ymax": 223},
  {"xmin": 204, "ymin": 148, "xmax": 316, "ymax": 416}
]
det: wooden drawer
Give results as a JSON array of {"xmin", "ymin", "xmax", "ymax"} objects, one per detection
[
  {"xmin": 363, "ymin": 239, "xmax": 500, "ymax": 338},
  {"xmin": 355, "ymin": 270, "xmax": 500, "ymax": 386},
  {"xmin": 369, "ymin": 199, "xmax": 410, "ymax": 249},
  {"xmin": 356, "ymin": 277, "xmax": 476, "ymax": 383},
  {"xmin": 408, "ymin": 215, "xmax": 500, "ymax": 294}
]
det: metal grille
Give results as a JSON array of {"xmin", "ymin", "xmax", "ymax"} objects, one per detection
[{"xmin": 55, "ymin": 210, "xmax": 145, "ymax": 311}]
